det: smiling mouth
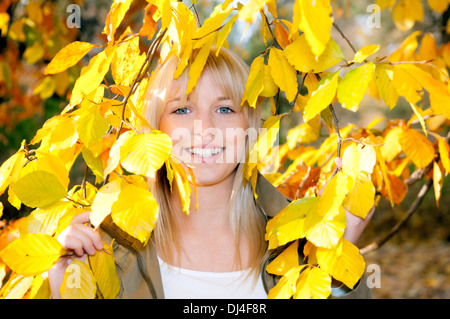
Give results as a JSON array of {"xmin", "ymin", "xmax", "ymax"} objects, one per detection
[{"xmin": 186, "ymin": 147, "xmax": 224, "ymax": 158}]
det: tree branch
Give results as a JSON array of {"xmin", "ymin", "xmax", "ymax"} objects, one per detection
[
  {"xmin": 360, "ymin": 179, "xmax": 432, "ymax": 255},
  {"xmin": 116, "ymin": 29, "xmax": 167, "ymax": 139}
]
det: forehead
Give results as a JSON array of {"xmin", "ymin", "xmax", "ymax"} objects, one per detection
[{"xmin": 165, "ymin": 65, "xmax": 239, "ymax": 105}]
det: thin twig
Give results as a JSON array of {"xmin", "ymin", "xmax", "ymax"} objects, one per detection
[{"xmin": 333, "ymin": 22, "xmax": 357, "ymax": 54}]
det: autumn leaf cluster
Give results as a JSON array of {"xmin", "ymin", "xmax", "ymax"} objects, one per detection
[{"xmin": 0, "ymin": 0, "xmax": 449, "ymax": 299}]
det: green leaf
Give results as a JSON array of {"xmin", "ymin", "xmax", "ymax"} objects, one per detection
[{"xmin": 12, "ymin": 170, "xmax": 67, "ymax": 208}]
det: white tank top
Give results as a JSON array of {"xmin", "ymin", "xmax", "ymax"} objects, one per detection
[{"xmin": 157, "ymin": 256, "xmax": 267, "ymax": 299}]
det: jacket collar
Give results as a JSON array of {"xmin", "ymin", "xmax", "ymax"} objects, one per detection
[{"xmin": 255, "ymin": 172, "xmax": 290, "ymax": 218}]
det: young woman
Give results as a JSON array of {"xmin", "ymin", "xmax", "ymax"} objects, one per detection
[{"xmin": 49, "ymin": 47, "xmax": 372, "ymax": 299}]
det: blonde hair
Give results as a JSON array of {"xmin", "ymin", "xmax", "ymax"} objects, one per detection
[{"xmin": 143, "ymin": 47, "xmax": 267, "ymax": 277}]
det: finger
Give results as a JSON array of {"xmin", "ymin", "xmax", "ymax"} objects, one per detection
[
  {"xmin": 58, "ymin": 225, "xmax": 98, "ymax": 256},
  {"xmin": 70, "ymin": 211, "xmax": 91, "ymax": 225},
  {"xmin": 73, "ymin": 223, "xmax": 104, "ymax": 251}
]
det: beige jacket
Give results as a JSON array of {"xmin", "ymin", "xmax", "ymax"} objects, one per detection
[{"xmin": 100, "ymin": 174, "xmax": 372, "ymax": 299}]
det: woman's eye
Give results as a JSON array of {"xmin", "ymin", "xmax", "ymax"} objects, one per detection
[
  {"xmin": 174, "ymin": 107, "xmax": 189, "ymax": 114},
  {"xmin": 218, "ymin": 106, "xmax": 233, "ymax": 114}
]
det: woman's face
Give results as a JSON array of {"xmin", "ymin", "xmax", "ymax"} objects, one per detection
[{"xmin": 159, "ymin": 71, "xmax": 249, "ymax": 187}]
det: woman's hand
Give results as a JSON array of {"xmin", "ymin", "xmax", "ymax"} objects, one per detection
[
  {"xmin": 48, "ymin": 211, "xmax": 103, "ymax": 299},
  {"xmin": 334, "ymin": 157, "xmax": 375, "ymax": 245}
]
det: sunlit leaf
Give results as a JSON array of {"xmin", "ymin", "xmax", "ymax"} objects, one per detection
[
  {"xmin": 337, "ymin": 62, "xmax": 375, "ymax": 112},
  {"xmin": 120, "ymin": 131, "xmax": 172, "ymax": 178},
  {"xmin": 266, "ymin": 240, "xmax": 299, "ymax": 276},
  {"xmin": 303, "ymin": 71, "xmax": 339, "ymax": 123},
  {"xmin": 295, "ymin": 0, "xmax": 333, "ymax": 57},
  {"xmin": 398, "ymin": 127, "xmax": 434, "ymax": 168},
  {"xmin": 350, "ymin": 44, "xmax": 380, "ymax": 63},
  {"xmin": 268, "ymin": 47, "xmax": 298, "ymax": 102},
  {"xmin": 90, "ymin": 179, "xmax": 122, "ymax": 228},
  {"xmin": 266, "ymin": 197, "xmax": 318, "ymax": 249},
  {"xmin": 111, "ymin": 180, "xmax": 159, "ymax": 244},
  {"xmin": 45, "ymin": 42, "xmax": 98, "ymax": 75},
  {"xmin": 267, "ymin": 265, "xmax": 305, "ymax": 299},
  {"xmin": 284, "ymin": 34, "xmax": 344, "ymax": 73},
  {"xmin": 60, "ymin": 259, "xmax": 96, "ymax": 299},
  {"xmin": 12, "ymin": 171, "xmax": 67, "ymax": 209},
  {"xmin": 89, "ymin": 241, "xmax": 120, "ymax": 299},
  {"xmin": 103, "ymin": 0, "xmax": 133, "ymax": 42},
  {"xmin": 0, "ymin": 233, "xmax": 66, "ymax": 277},
  {"xmin": 316, "ymin": 238, "xmax": 365, "ymax": 289},
  {"xmin": 242, "ymin": 55, "xmax": 265, "ymax": 108},
  {"xmin": 294, "ymin": 266, "xmax": 331, "ymax": 299}
]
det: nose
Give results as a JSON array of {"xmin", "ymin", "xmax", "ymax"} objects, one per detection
[{"xmin": 193, "ymin": 113, "xmax": 217, "ymax": 142}]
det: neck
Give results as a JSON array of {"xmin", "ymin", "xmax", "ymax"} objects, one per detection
[{"xmin": 172, "ymin": 172, "xmax": 236, "ymax": 230}]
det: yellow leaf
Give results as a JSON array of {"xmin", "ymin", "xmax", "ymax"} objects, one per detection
[
  {"xmin": 392, "ymin": 0, "xmax": 423, "ymax": 31},
  {"xmin": 194, "ymin": 3, "xmax": 233, "ymax": 46},
  {"xmin": 266, "ymin": 197, "xmax": 318, "ymax": 249},
  {"xmin": 244, "ymin": 114, "xmax": 283, "ymax": 184},
  {"xmin": 60, "ymin": 259, "xmax": 96, "ymax": 299},
  {"xmin": 76, "ymin": 105, "xmax": 111, "ymax": 147},
  {"xmin": 392, "ymin": 65, "xmax": 423, "ymax": 104},
  {"xmin": 21, "ymin": 201, "xmax": 72, "ymax": 236},
  {"xmin": 12, "ymin": 171, "xmax": 67, "ymax": 209},
  {"xmin": 266, "ymin": 241, "xmax": 299, "ymax": 276},
  {"xmin": 396, "ymin": 64, "xmax": 450, "ymax": 120},
  {"xmin": 398, "ymin": 127, "xmax": 434, "ymax": 168},
  {"xmin": 186, "ymin": 37, "xmax": 215, "ymax": 94},
  {"xmin": 120, "ymin": 131, "xmax": 172, "ymax": 178},
  {"xmin": 295, "ymin": 0, "xmax": 333, "ymax": 57},
  {"xmin": 433, "ymin": 161, "xmax": 442, "ymax": 204},
  {"xmin": 158, "ymin": 0, "xmax": 172, "ymax": 30},
  {"xmin": 111, "ymin": 35, "xmax": 147, "ymax": 86},
  {"xmin": 0, "ymin": 149, "xmax": 26, "ymax": 196},
  {"xmin": 103, "ymin": 0, "xmax": 133, "ymax": 42},
  {"xmin": 351, "ymin": 44, "xmax": 380, "ymax": 63},
  {"xmin": 90, "ymin": 179, "xmax": 122, "ymax": 228},
  {"xmin": 428, "ymin": 0, "xmax": 449, "ymax": 13},
  {"xmin": 0, "ymin": 233, "xmax": 66, "ymax": 277},
  {"xmin": 317, "ymin": 238, "xmax": 365, "ymax": 288},
  {"xmin": 260, "ymin": 63, "xmax": 278, "ymax": 97},
  {"xmin": 45, "ymin": 42, "xmax": 98, "ymax": 75},
  {"xmin": 70, "ymin": 46, "xmax": 116, "ymax": 107},
  {"xmin": 89, "ymin": 241, "xmax": 120, "ymax": 299},
  {"xmin": 2, "ymin": 275, "xmax": 34, "ymax": 299},
  {"xmin": 337, "ymin": 62, "xmax": 375, "ymax": 112},
  {"xmin": 343, "ymin": 174, "xmax": 376, "ymax": 219},
  {"xmin": 380, "ymin": 126, "xmax": 403, "ymax": 162},
  {"xmin": 294, "ymin": 266, "xmax": 331, "ymax": 299},
  {"xmin": 374, "ymin": 63, "xmax": 398, "ymax": 109},
  {"xmin": 169, "ymin": 157, "xmax": 192, "ymax": 215},
  {"xmin": 238, "ymin": 0, "xmax": 268, "ymax": 23},
  {"xmin": 305, "ymin": 173, "xmax": 350, "ymax": 248},
  {"xmin": 437, "ymin": 136, "xmax": 450, "ymax": 174},
  {"xmin": 111, "ymin": 180, "xmax": 159, "ymax": 244},
  {"xmin": 267, "ymin": 265, "xmax": 305, "ymax": 299},
  {"xmin": 408, "ymin": 102, "xmax": 427, "ymax": 135},
  {"xmin": 303, "ymin": 71, "xmax": 339, "ymax": 123},
  {"xmin": 268, "ymin": 48, "xmax": 298, "ymax": 102},
  {"xmin": 104, "ymin": 130, "xmax": 134, "ymax": 179},
  {"xmin": 216, "ymin": 13, "xmax": 238, "ymax": 54},
  {"xmin": 284, "ymin": 34, "xmax": 344, "ymax": 73},
  {"xmin": 242, "ymin": 55, "xmax": 265, "ymax": 108}
]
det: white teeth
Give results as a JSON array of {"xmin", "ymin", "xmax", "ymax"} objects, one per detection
[{"xmin": 187, "ymin": 147, "xmax": 223, "ymax": 157}]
